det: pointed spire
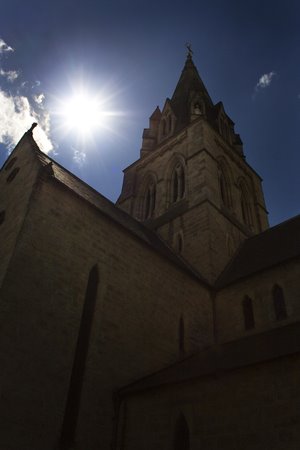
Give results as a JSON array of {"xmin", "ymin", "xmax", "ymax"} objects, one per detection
[{"xmin": 170, "ymin": 51, "xmax": 213, "ymax": 131}]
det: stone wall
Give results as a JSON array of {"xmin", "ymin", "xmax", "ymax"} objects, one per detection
[
  {"xmin": 118, "ymin": 344, "xmax": 300, "ymax": 450},
  {"xmin": 0, "ymin": 159, "xmax": 213, "ymax": 450}
]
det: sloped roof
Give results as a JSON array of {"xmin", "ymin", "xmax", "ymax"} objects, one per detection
[
  {"xmin": 119, "ymin": 320, "xmax": 300, "ymax": 396},
  {"xmin": 20, "ymin": 131, "xmax": 209, "ymax": 286},
  {"xmin": 215, "ymin": 215, "xmax": 300, "ymax": 288}
]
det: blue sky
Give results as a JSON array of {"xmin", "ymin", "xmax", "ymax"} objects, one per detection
[{"xmin": 0, "ymin": 0, "xmax": 299, "ymax": 226}]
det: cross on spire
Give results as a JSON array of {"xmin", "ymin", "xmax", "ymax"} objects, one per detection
[{"xmin": 185, "ymin": 42, "xmax": 193, "ymax": 58}]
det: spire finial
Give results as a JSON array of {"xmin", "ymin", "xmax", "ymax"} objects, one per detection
[{"xmin": 185, "ymin": 42, "xmax": 193, "ymax": 59}]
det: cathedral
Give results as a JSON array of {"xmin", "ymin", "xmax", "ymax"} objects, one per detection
[{"xmin": 0, "ymin": 52, "xmax": 300, "ymax": 450}]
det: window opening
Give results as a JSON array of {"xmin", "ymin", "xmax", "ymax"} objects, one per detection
[
  {"xmin": 243, "ymin": 295, "xmax": 255, "ymax": 330},
  {"xmin": 273, "ymin": 284, "xmax": 287, "ymax": 320}
]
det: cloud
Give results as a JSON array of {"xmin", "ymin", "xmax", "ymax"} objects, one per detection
[
  {"xmin": 0, "ymin": 69, "xmax": 19, "ymax": 82},
  {"xmin": 33, "ymin": 93, "xmax": 45, "ymax": 105},
  {"xmin": 0, "ymin": 89, "xmax": 52, "ymax": 153},
  {"xmin": 73, "ymin": 148, "xmax": 86, "ymax": 167},
  {"xmin": 0, "ymin": 37, "xmax": 53, "ymax": 154},
  {"xmin": 255, "ymin": 71, "xmax": 276, "ymax": 90},
  {"xmin": 0, "ymin": 38, "xmax": 14, "ymax": 54}
]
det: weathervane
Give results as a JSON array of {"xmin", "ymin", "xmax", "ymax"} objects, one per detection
[{"xmin": 185, "ymin": 42, "xmax": 193, "ymax": 58}]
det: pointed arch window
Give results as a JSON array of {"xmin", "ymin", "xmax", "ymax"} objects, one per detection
[
  {"xmin": 239, "ymin": 183, "xmax": 253, "ymax": 227},
  {"xmin": 179, "ymin": 315, "xmax": 184, "ymax": 355},
  {"xmin": 273, "ymin": 284, "xmax": 287, "ymax": 320},
  {"xmin": 177, "ymin": 233, "xmax": 183, "ymax": 254},
  {"xmin": 243, "ymin": 295, "xmax": 255, "ymax": 330},
  {"xmin": 4, "ymin": 157, "xmax": 17, "ymax": 171},
  {"xmin": 219, "ymin": 167, "xmax": 231, "ymax": 208},
  {"xmin": 0, "ymin": 210, "xmax": 5, "ymax": 225},
  {"xmin": 144, "ymin": 181, "xmax": 156, "ymax": 220},
  {"xmin": 171, "ymin": 163, "xmax": 185, "ymax": 203},
  {"xmin": 174, "ymin": 413, "xmax": 190, "ymax": 450}
]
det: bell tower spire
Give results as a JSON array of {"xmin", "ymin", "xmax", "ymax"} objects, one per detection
[{"xmin": 117, "ymin": 52, "xmax": 269, "ymax": 282}]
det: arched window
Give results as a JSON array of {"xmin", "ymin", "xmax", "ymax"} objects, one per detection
[
  {"xmin": 60, "ymin": 265, "xmax": 99, "ymax": 447},
  {"xmin": 243, "ymin": 295, "xmax": 255, "ymax": 330},
  {"xmin": 6, "ymin": 167, "xmax": 20, "ymax": 183},
  {"xmin": 179, "ymin": 315, "xmax": 184, "ymax": 355},
  {"xmin": 273, "ymin": 284, "xmax": 287, "ymax": 320},
  {"xmin": 0, "ymin": 210, "xmax": 5, "ymax": 225},
  {"xmin": 171, "ymin": 164, "xmax": 185, "ymax": 203},
  {"xmin": 177, "ymin": 233, "xmax": 183, "ymax": 254},
  {"xmin": 174, "ymin": 413, "xmax": 190, "ymax": 450},
  {"xmin": 4, "ymin": 157, "xmax": 17, "ymax": 171},
  {"xmin": 239, "ymin": 183, "xmax": 253, "ymax": 227},
  {"xmin": 144, "ymin": 181, "xmax": 156, "ymax": 220},
  {"xmin": 219, "ymin": 167, "xmax": 231, "ymax": 208}
]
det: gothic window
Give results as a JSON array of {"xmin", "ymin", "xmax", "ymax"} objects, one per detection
[
  {"xmin": 6, "ymin": 167, "xmax": 20, "ymax": 183},
  {"xmin": 144, "ymin": 181, "xmax": 156, "ymax": 220},
  {"xmin": 60, "ymin": 265, "xmax": 99, "ymax": 447},
  {"xmin": 243, "ymin": 295, "xmax": 255, "ymax": 330},
  {"xmin": 171, "ymin": 163, "xmax": 185, "ymax": 203},
  {"xmin": 4, "ymin": 157, "xmax": 17, "ymax": 171},
  {"xmin": 177, "ymin": 233, "xmax": 183, "ymax": 254},
  {"xmin": 273, "ymin": 284, "xmax": 287, "ymax": 320},
  {"xmin": 174, "ymin": 413, "xmax": 190, "ymax": 450},
  {"xmin": 179, "ymin": 315, "xmax": 184, "ymax": 354},
  {"xmin": 0, "ymin": 210, "xmax": 5, "ymax": 225},
  {"xmin": 240, "ymin": 183, "xmax": 253, "ymax": 227},
  {"xmin": 219, "ymin": 168, "xmax": 231, "ymax": 208}
]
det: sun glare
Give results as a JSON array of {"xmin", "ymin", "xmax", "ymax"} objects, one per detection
[
  {"xmin": 60, "ymin": 91, "xmax": 106, "ymax": 134},
  {"xmin": 52, "ymin": 79, "xmax": 126, "ymax": 146}
]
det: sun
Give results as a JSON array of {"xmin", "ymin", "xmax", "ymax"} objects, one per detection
[{"xmin": 59, "ymin": 89, "xmax": 107, "ymax": 137}]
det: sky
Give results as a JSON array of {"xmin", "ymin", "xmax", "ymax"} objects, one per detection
[{"xmin": 0, "ymin": 0, "xmax": 299, "ymax": 226}]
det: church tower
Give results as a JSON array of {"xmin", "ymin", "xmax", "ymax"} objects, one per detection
[{"xmin": 117, "ymin": 51, "xmax": 269, "ymax": 282}]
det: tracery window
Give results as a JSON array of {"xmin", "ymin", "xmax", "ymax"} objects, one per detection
[
  {"xmin": 171, "ymin": 163, "xmax": 185, "ymax": 203},
  {"xmin": 273, "ymin": 284, "xmax": 287, "ymax": 320},
  {"xmin": 243, "ymin": 295, "xmax": 255, "ymax": 330}
]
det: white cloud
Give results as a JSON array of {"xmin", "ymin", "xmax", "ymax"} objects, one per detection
[
  {"xmin": 0, "ymin": 89, "xmax": 52, "ymax": 153},
  {"xmin": 73, "ymin": 148, "xmax": 86, "ymax": 166},
  {"xmin": 256, "ymin": 71, "xmax": 276, "ymax": 90},
  {"xmin": 0, "ymin": 68, "xmax": 19, "ymax": 82},
  {"xmin": 0, "ymin": 38, "xmax": 14, "ymax": 54},
  {"xmin": 33, "ymin": 93, "xmax": 45, "ymax": 105}
]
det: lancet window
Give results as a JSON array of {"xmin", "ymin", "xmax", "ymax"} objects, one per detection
[
  {"xmin": 171, "ymin": 163, "xmax": 185, "ymax": 203},
  {"xmin": 174, "ymin": 413, "xmax": 190, "ymax": 450},
  {"xmin": 144, "ymin": 181, "xmax": 156, "ymax": 220},
  {"xmin": 272, "ymin": 284, "xmax": 287, "ymax": 320},
  {"xmin": 243, "ymin": 295, "xmax": 255, "ymax": 330}
]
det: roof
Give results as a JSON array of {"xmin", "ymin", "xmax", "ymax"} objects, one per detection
[
  {"xmin": 19, "ymin": 131, "xmax": 210, "ymax": 286},
  {"xmin": 215, "ymin": 215, "xmax": 300, "ymax": 288},
  {"xmin": 119, "ymin": 320, "xmax": 300, "ymax": 396}
]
